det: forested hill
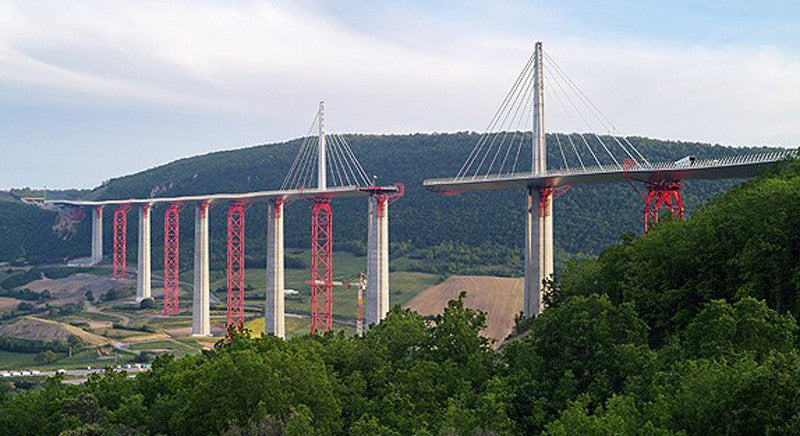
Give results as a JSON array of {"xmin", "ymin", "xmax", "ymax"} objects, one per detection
[{"xmin": 0, "ymin": 133, "xmax": 782, "ymax": 268}]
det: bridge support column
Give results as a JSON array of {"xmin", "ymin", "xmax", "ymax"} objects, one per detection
[
  {"xmin": 366, "ymin": 195, "xmax": 390, "ymax": 329},
  {"xmin": 136, "ymin": 204, "xmax": 152, "ymax": 302},
  {"xmin": 524, "ymin": 187, "xmax": 554, "ymax": 317},
  {"xmin": 192, "ymin": 201, "xmax": 211, "ymax": 337},
  {"xmin": 644, "ymin": 181, "xmax": 684, "ymax": 233},
  {"xmin": 91, "ymin": 206, "xmax": 104, "ymax": 265},
  {"xmin": 265, "ymin": 199, "xmax": 285, "ymax": 338}
]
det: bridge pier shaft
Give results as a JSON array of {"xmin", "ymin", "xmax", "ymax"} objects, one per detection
[
  {"xmin": 366, "ymin": 195, "xmax": 390, "ymax": 329},
  {"xmin": 265, "ymin": 199, "xmax": 285, "ymax": 338},
  {"xmin": 91, "ymin": 206, "xmax": 104, "ymax": 265},
  {"xmin": 192, "ymin": 201, "xmax": 211, "ymax": 337},
  {"xmin": 524, "ymin": 187, "xmax": 554, "ymax": 317},
  {"xmin": 136, "ymin": 204, "xmax": 152, "ymax": 302}
]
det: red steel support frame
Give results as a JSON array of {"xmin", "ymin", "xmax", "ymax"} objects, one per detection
[
  {"xmin": 112, "ymin": 205, "xmax": 130, "ymax": 280},
  {"xmin": 310, "ymin": 197, "xmax": 333, "ymax": 334},
  {"xmin": 226, "ymin": 201, "xmax": 247, "ymax": 330},
  {"xmin": 644, "ymin": 180, "xmax": 684, "ymax": 233},
  {"xmin": 163, "ymin": 204, "xmax": 181, "ymax": 315}
]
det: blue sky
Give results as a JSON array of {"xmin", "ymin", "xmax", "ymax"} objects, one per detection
[{"xmin": 1, "ymin": 0, "xmax": 798, "ymax": 189}]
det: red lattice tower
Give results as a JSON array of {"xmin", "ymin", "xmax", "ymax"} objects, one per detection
[
  {"xmin": 226, "ymin": 201, "xmax": 247, "ymax": 330},
  {"xmin": 644, "ymin": 180, "xmax": 684, "ymax": 233},
  {"xmin": 112, "ymin": 205, "xmax": 130, "ymax": 280},
  {"xmin": 163, "ymin": 204, "xmax": 181, "ymax": 315},
  {"xmin": 309, "ymin": 197, "xmax": 333, "ymax": 334}
]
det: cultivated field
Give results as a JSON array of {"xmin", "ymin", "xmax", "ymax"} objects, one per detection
[{"xmin": 404, "ymin": 275, "xmax": 523, "ymax": 347}]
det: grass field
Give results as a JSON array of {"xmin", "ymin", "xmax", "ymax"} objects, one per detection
[
  {"xmin": 244, "ymin": 315, "xmax": 355, "ymax": 338},
  {"xmin": 0, "ymin": 350, "xmax": 38, "ymax": 370}
]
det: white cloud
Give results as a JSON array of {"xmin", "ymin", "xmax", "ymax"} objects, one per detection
[{"xmin": 0, "ymin": 0, "xmax": 798, "ymax": 152}]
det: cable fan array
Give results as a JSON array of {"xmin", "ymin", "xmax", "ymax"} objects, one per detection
[
  {"xmin": 456, "ymin": 47, "xmax": 652, "ymax": 181},
  {"xmin": 282, "ymin": 107, "xmax": 372, "ymax": 190}
]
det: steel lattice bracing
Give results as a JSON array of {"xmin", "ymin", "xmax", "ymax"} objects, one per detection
[
  {"xmin": 163, "ymin": 204, "xmax": 181, "ymax": 315},
  {"xmin": 112, "ymin": 206, "xmax": 129, "ymax": 280},
  {"xmin": 644, "ymin": 181, "xmax": 684, "ymax": 233},
  {"xmin": 310, "ymin": 198, "xmax": 333, "ymax": 334},
  {"xmin": 226, "ymin": 202, "xmax": 246, "ymax": 330}
]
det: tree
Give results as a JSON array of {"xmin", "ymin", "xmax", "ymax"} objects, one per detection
[
  {"xmin": 67, "ymin": 335, "xmax": 84, "ymax": 358},
  {"xmin": 35, "ymin": 350, "xmax": 58, "ymax": 364}
]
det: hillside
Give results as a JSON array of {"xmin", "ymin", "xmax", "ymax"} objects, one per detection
[{"xmin": 0, "ymin": 133, "xmax": 782, "ymax": 272}]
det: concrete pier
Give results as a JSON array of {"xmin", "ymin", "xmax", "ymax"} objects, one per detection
[
  {"xmin": 265, "ymin": 199, "xmax": 285, "ymax": 338},
  {"xmin": 524, "ymin": 188, "xmax": 553, "ymax": 317},
  {"xmin": 91, "ymin": 206, "xmax": 103, "ymax": 265},
  {"xmin": 136, "ymin": 204, "xmax": 152, "ymax": 302},
  {"xmin": 365, "ymin": 196, "xmax": 390, "ymax": 328},
  {"xmin": 192, "ymin": 202, "xmax": 211, "ymax": 337}
]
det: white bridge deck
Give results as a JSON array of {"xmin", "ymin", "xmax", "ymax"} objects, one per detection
[
  {"xmin": 424, "ymin": 151, "xmax": 796, "ymax": 194},
  {"xmin": 46, "ymin": 185, "xmax": 400, "ymax": 207}
]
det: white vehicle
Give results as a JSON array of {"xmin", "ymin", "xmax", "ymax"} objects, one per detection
[
  {"xmin": 674, "ymin": 155, "xmax": 696, "ymax": 167},
  {"xmin": 1, "ymin": 372, "xmax": 10, "ymax": 377},
  {"xmin": 284, "ymin": 289, "xmax": 299, "ymax": 295},
  {"xmin": 30, "ymin": 370, "xmax": 40, "ymax": 375},
  {"xmin": 20, "ymin": 371, "xmax": 31, "ymax": 376},
  {"xmin": 10, "ymin": 371, "xmax": 21, "ymax": 376},
  {"xmin": 56, "ymin": 369, "xmax": 66, "ymax": 374}
]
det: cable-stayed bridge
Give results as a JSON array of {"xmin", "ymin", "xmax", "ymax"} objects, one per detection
[
  {"xmin": 424, "ymin": 41, "xmax": 796, "ymax": 317},
  {"xmin": 48, "ymin": 102, "xmax": 403, "ymax": 338},
  {"xmin": 45, "ymin": 42, "xmax": 795, "ymax": 337}
]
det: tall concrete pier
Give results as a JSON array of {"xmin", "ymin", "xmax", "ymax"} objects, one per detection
[
  {"xmin": 365, "ymin": 196, "xmax": 390, "ymax": 328},
  {"xmin": 136, "ymin": 204, "xmax": 152, "ymax": 302},
  {"xmin": 265, "ymin": 199, "xmax": 285, "ymax": 338},
  {"xmin": 523, "ymin": 41, "xmax": 553, "ymax": 317},
  {"xmin": 192, "ymin": 202, "xmax": 211, "ymax": 336},
  {"xmin": 91, "ymin": 206, "xmax": 103, "ymax": 265}
]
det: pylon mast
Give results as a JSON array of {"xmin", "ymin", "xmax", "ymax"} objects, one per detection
[
  {"xmin": 532, "ymin": 41, "xmax": 546, "ymax": 175},
  {"xmin": 318, "ymin": 101, "xmax": 326, "ymax": 190}
]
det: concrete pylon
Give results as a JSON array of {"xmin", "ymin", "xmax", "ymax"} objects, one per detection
[
  {"xmin": 91, "ymin": 206, "xmax": 103, "ymax": 265},
  {"xmin": 136, "ymin": 204, "xmax": 152, "ymax": 302},
  {"xmin": 192, "ymin": 202, "xmax": 211, "ymax": 337},
  {"xmin": 365, "ymin": 196, "xmax": 390, "ymax": 328},
  {"xmin": 265, "ymin": 199, "xmax": 285, "ymax": 338},
  {"xmin": 524, "ymin": 188, "xmax": 554, "ymax": 317}
]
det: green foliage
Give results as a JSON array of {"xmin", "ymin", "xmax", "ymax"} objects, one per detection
[
  {"xmin": 0, "ymin": 336, "xmax": 69, "ymax": 354},
  {"xmin": 34, "ymin": 350, "xmax": 58, "ymax": 364},
  {"xmin": 0, "ymin": 287, "xmax": 50, "ymax": 301}
]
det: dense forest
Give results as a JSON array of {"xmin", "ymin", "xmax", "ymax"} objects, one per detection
[
  {"xmin": 1, "ymin": 158, "xmax": 799, "ymax": 434},
  {"xmin": 0, "ymin": 133, "xmax": 778, "ymax": 275}
]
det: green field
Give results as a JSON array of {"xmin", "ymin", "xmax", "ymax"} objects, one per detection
[
  {"xmin": 0, "ymin": 350, "xmax": 38, "ymax": 370},
  {"xmin": 207, "ymin": 250, "xmax": 440, "ymax": 319},
  {"xmin": 245, "ymin": 315, "xmax": 354, "ymax": 338}
]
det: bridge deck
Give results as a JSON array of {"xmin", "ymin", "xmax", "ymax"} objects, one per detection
[
  {"xmin": 424, "ymin": 151, "xmax": 795, "ymax": 194},
  {"xmin": 46, "ymin": 185, "xmax": 400, "ymax": 207}
]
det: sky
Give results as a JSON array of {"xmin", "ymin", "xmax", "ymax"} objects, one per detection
[{"xmin": 1, "ymin": 0, "xmax": 799, "ymax": 189}]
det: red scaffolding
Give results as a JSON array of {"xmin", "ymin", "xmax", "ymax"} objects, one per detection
[
  {"xmin": 644, "ymin": 180, "xmax": 684, "ymax": 233},
  {"xmin": 226, "ymin": 201, "xmax": 247, "ymax": 330},
  {"xmin": 112, "ymin": 205, "xmax": 130, "ymax": 280},
  {"xmin": 310, "ymin": 198, "xmax": 333, "ymax": 334},
  {"xmin": 163, "ymin": 204, "xmax": 181, "ymax": 315}
]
